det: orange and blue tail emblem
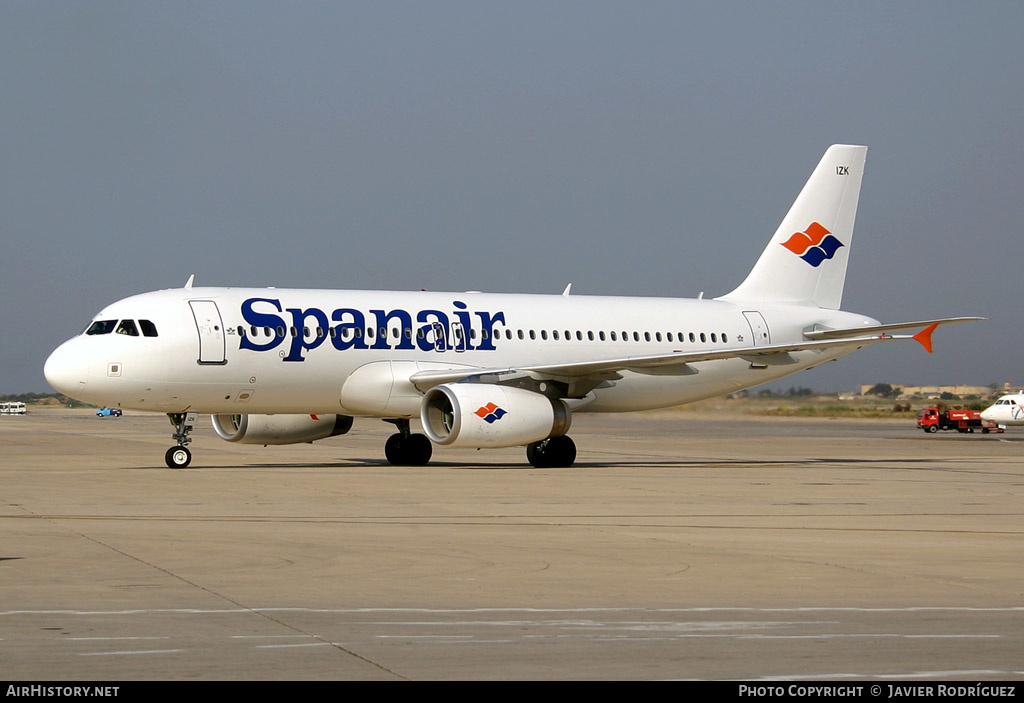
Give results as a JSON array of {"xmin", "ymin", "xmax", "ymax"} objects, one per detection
[{"xmin": 781, "ymin": 222, "xmax": 844, "ymax": 267}]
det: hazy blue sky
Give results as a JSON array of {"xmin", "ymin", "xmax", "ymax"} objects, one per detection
[{"xmin": 3, "ymin": 2, "xmax": 1021, "ymax": 394}]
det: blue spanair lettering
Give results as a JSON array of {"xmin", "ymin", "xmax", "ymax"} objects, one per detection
[
  {"xmin": 371, "ymin": 309, "xmax": 415, "ymax": 351},
  {"xmin": 284, "ymin": 307, "xmax": 330, "ymax": 362},
  {"xmin": 330, "ymin": 309, "xmax": 368, "ymax": 351},
  {"xmin": 239, "ymin": 298, "xmax": 286, "ymax": 352},
  {"xmin": 415, "ymin": 310, "xmax": 449, "ymax": 352},
  {"xmin": 238, "ymin": 298, "xmax": 505, "ymax": 360},
  {"xmin": 474, "ymin": 310, "xmax": 505, "ymax": 351},
  {"xmin": 452, "ymin": 301, "xmax": 473, "ymax": 351}
]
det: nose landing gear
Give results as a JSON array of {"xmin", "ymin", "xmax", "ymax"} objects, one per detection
[{"xmin": 165, "ymin": 412, "xmax": 197, "ymax": 468}]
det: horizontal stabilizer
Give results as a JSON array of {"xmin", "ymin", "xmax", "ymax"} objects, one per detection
[{"xmin": 803, "ymin": 317, "xmax": 984, "ymax": 342}]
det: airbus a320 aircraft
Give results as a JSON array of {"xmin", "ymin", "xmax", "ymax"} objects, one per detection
[
  {"xmin": 981, "ymin": 392, "xmax": 1024, "ymax": 427},
  {"xmin": 44, "ymin": 145, "xmax": 980, "ymax": 469}
]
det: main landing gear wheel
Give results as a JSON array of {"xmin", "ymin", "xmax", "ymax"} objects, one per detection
[
  {"xmin": 384, "ymin": 433, "xmax": 433, "ymax": 466},
  {"xmin": 383, "ymin": 418, "xmax": 432, "ymax": 466},
  {"xmin": 527, "ymin": 435, "xmax": 576, "ymax": 468},
  {"xmin": 165, "ymin": 446, "xmax": 192, "ymax": 469}
]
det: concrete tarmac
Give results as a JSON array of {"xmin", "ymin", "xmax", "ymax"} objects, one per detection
[{"xmin": 1, "ymin": 408, "xmax": 1022, "ymax": 680}]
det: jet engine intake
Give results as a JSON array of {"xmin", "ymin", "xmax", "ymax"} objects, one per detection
[
  {"xmin": 420, "ymin": 383, "xmax": 570, "ymax": 448},
  {"xmin": 211, "ymin": 413, "xmax": 354, "ymax": 445}
]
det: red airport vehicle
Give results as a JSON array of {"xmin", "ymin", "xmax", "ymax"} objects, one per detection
[{"xmin": 916, "ymin": 407, "xmax": 1001, "ymax": 434}]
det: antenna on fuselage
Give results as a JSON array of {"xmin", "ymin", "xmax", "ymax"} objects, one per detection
[
  {"xmin": 562, "ymin": 283, "xmax": 572, "ymax": 296},
  {"xmin": 184, "ymin": 274, "xmax": 195, "ymax": 289}
]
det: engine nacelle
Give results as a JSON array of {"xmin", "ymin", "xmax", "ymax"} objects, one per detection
[
  {"xmin": 211, "ymin": 413, "xmax": 354, "ymax": 445},
  {"xmin": 421, "ymin": 384, "xmax": 571, "ymax": 448}
]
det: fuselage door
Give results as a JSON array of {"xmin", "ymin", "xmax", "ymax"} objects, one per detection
[
  {"xmin": 189, "ymin": 300, "xmax": 227, "ymax": 365},
  {"xmin": 742, "ymin": 311, "xmax": 771, "ymax": 346}
]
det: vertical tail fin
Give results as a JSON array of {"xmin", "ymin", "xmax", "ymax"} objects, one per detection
[{"xmin": 719, "ymin": 144, "xmax": 867, "ymax": 310}]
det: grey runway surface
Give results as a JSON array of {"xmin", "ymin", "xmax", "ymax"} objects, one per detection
[{"xmin": 2, "ymin": 408, "xmax": 1022, "ymax": 680}]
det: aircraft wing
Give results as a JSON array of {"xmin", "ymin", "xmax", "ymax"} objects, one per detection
[{"xmin": 408, "ymin": 317, "xmax": 983, "ymax": 395}]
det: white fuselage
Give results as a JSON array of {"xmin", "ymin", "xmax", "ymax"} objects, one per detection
[{"xmin": 45, "ymin": 286, "xmax": 878, "ymax": 417}]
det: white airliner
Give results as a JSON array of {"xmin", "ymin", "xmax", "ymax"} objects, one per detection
[
  {"xmin": 44, "ymin": 145, "xmax": 980, "ymax": 468},
  {"xmin": 980, "ymin": 392, "xmax": 1024, "ymax": 426}
]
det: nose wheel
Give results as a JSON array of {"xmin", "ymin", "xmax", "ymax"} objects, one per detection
[
  {"xmin": 165, "ymin": 445, "xmax": 192, "ymax": 468},
  {"xmin": 165, "ymin": 412, "xmax": 196, "ymax": 468}
]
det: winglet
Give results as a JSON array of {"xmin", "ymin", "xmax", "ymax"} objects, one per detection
[{"xmin": 912, "ymin": 323, "xmax": 939, "ymax": 353}]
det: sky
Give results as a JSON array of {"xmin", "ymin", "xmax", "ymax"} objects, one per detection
[{"xmin": 2, "ymin": 1, "xmax": 1022, "ymax": 395}]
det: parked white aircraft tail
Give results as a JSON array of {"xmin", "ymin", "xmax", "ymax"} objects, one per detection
[{"xmin": 44, "ymin": 145, "xmax": 981, "ymax": 468}]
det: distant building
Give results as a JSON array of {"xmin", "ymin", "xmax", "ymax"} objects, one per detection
[{"xmin": 860, "ymin": 384, "xmax": 994, "ymax": 398}]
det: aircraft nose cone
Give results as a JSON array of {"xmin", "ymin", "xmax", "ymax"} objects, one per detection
[{"xmin": 44, "ymin": 340, "xmax": 89, "ymax": 396}]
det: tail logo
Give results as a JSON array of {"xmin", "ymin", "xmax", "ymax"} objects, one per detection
[
  {"xmin": 474, "ymin": 402, "xmax": 507, "ymax": 424},
  {"xmin": 781, "ymin": 222, "xmax": 844, "ymax": 267}
]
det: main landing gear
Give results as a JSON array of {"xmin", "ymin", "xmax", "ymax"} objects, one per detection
[
  {"xmin": 526, "ymin": 435, "xmax": 577, "ymax": 468},
  {"xmin": 157, "ymin": 414, "xmax": 577, "ymax": 468},
  {"xmin": 383, "ymin": 418, "xmax": 433, "ymax": 466},
  {"xmin": 165, "ymin": 412, "xmax": 196, "ymax": 468}
]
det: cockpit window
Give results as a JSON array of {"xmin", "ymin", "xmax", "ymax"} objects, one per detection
[
  {"xmin": 139, "ymin": 319, "xmax": 158, "ymax": 337},
  {"xmin": 86, "ymin": 320, "xmax": 117, "ymax": 335},
  {"xmin": 116, "ymin": 320, "xmax": 139, "ymax": 336}
]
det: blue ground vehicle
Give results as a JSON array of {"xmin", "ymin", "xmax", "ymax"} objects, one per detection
[{"xmin": 96, "ymin": 407, "xmax": 122, "ymax": 417}]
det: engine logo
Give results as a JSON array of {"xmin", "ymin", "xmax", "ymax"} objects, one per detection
[
  {"xmin": 780, "ymin": 222, "xmax": 844, "ymax": 267},
  {"xmin": 474, "ymin": 402, "xmax": 507, "ymax": 424}
]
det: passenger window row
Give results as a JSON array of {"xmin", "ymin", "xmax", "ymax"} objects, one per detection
[
  {"xmin": 500, "ymin": 329, "xmax": 729, "ymax": 344},
  {"xmin": 238, "ymin": 325, "xmax": 730, "ymax": 344},
  {"xmin": 240, "ymin": 325, "xmax": 458, "ymax": 341}
]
